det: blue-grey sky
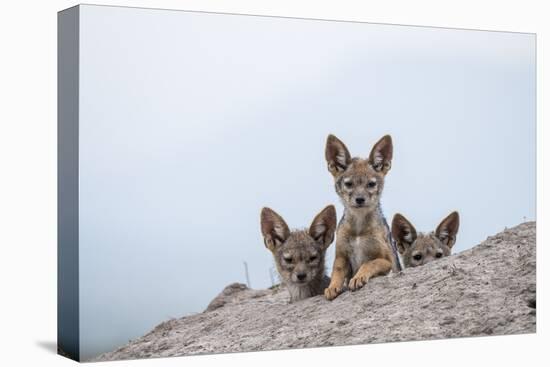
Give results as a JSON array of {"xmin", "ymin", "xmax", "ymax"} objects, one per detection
[{"xmin": 77, "ymin": 5, "xmax": 535, "ymax": 359}]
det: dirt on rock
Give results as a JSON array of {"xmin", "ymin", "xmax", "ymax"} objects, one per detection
[{"xmin": 94, "ymin": 222, "xmax": 536, "ymax": 361}]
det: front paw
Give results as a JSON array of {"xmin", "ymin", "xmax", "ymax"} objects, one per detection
[
  {"xmin": 324, "ymin": 285, "xmax": 343, "ymax": 301},
  {"xmin": 348, "ymin": 274, "xmax": 369, "ymax": 291}
]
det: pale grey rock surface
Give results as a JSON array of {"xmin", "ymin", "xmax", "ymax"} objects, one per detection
[{"xmin": 94, "ymin": 222, "xmax": 536, "ymax": 362}]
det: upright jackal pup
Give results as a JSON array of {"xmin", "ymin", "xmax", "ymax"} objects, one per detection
[
  {"xmin": 392, "ymin": 212, "xmax": 460, "ymax": 268},
  {"xmin": 324, "ymin": 134, "xmax": 399, "ymax": 301},
  {"xmin": 261, "ymin": 205, "xmax": 337, "ymax": 303}
]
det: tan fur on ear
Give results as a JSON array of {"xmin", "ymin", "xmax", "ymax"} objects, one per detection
[
  {"xmin": 369, "ymin": 135, "xmax": 393, "ymax": 174},
  {"xmin": 325, "ymin": 134, "xmax": 351, "ymax": 177},
  {"xmin": 309, "ymin": 205, "xmax": 337, "ymax": 250},
  {"xmin": 392, "ymin": 213, "xmax": 417, "ymax": 254},
  {"xmin": 260, "ymin": 207, "xmax": 290, "ymax": 252},
  {"xmin": 436, "ymin": 211, "xmax": 460, "ymax": 248}
]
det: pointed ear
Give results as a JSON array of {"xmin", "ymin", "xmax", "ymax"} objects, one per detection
[
  {"xmin": 392, "ymin": 213, "xmax": 417, "ymax": 254},
  {"xmin": 325, "ymin": 134, "xmax": 351, "ymax": 177},
  {"xmin": 261, "ymin": 207, "xmax": 290, "ymax": 252},
  {"xmin": 308, "ymin": 205, "xmax": 337, "ymax": 250},
  {"xmin": 368, "ymin": 135, "xmax": 393, "ymax": 174},
  {"xmin": 436, "ymin": 211, "xmax": 459, "ymax": 248}
]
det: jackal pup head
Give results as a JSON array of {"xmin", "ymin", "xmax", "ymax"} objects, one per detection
[
  {"xmin": 325, "ymin": 134, "xmax": 393, "ymax": 211},
  {"xmin": 392, "ymin": 212, "xmax": 460, "ymax": 268},
  {"xmin": 260, "ymin": 206, "xmax": 337, "ymax": 286}
]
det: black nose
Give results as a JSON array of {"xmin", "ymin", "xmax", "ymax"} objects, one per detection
[
  {"xmin": 355, "ymin": 197, "xmax": 365, "ymax": 205},
  {"xmin": 297, "ymin": 273, "xmax": 307, "ymax": 281}
]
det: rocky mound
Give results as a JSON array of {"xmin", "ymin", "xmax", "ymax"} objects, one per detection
[{"xmin": 94, "ymin": 222, "xmax": 536, "ymax": 361}]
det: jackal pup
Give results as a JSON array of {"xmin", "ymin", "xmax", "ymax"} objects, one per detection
[
  {"xmin": 324, "ymin": 134, "xmax": 399, "ymax": 301},
  {"xmin": 392, "ymin": 212, "xmax": 460, "ymax": 268},
  {"xmin": 261, "ymin": 205, "xmax": 337, "ymax": 303}
]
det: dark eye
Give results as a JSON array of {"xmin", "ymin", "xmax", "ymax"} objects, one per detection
[
  {"xmin": 367, "ymin": 181, "xmax": 377, "ymax": 188},
  {"xmin": 435, "ymin": 252, "xmax": 443, "ymax": 258},
  {"xmin": 283, "ymin": 257, "xmax": 292, "ymax": 264},
  {"xmin": 344, "ymin": 181, "xmax": 353, "ymax": 188},
  {"xmin": 413, "ymin": 254, "xmax": 422, "ymax": 261},
  {"xmin": 309, "ymin": 256, "xmax": 317, "ymax": 262}
]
